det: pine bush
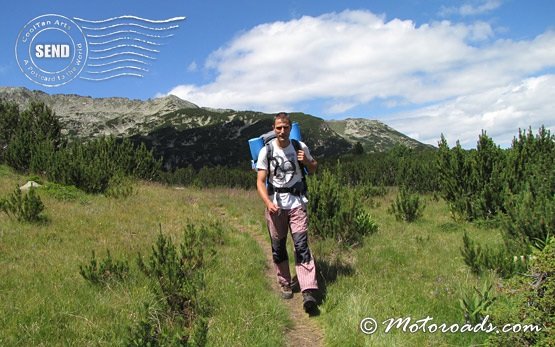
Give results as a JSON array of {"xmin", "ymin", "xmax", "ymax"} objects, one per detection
[
  {"xmin": 461, "ymin": 232, "xmax": 528, "ymax": 278},
  {"xmin": 2, "ymin": 102, "xmax": 63, "ymax": 173},
  {"xmin": 504, "ymin": 188, "xmax": 555, "ymax": 247},
  {"xmin": 487, "ymin": 241, "xmax": 554, "ymax": 346},
  {"xmin": 461, "ymin": 232, "xmax": 483, "ymax": 275},
  {"xmin": 0, "ymin": 186, "xmax": 45, "ymax": 223},
  {"xmin": 47, "ymin": 136, "xmax": 161, "ymax": 194},
  {"xmin": 307, "ymin": 169, "xmax": 378, "ymax": 246},
  {"xmin": 105, "ymin": 172, "xmax": 136, "ymax": 199},
  {"xmin": 437, "ymin": 132, "xmax": 505, "ymax": 221},
  {"xmin": 327, "ymin": 145, "xmax": 438, "ymax": 194},
  {"xmin": 0, "ymin": 102, "xmax": 20, "ymax": 161},
  {"xmin": 137, "ymin": 228, "xmax": 205, "ymax": 314},
  {"xmin": 503, "ymin": 127, "xmax": 555, "ymax": 246},
  {"xmin": 134, "ymin": 223, "xmax": 220, "ymax": 345},
  {"xmin": 388, "ymin": 186, "xmax": 425, "ymax": 222},
  {"xmin": 79, "ymin": 250, "xmax": 130, "ymax": 286}
]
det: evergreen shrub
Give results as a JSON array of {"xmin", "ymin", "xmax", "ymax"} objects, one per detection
[
  {"xmin": 2, "ymin": 102, "xmax": 64, "ymax": 173},
  {"xmin": 42, "ymin": 182, "xmax": 86, "ymax": 201},
  {"xmin": 461, "ymin": 233, "xmax": 528, "ymax": 278},
  {"xmin": 307, "ymin": 169, "xmax": 378, "ymax": 246},
  {"xmin": 0, "ymin": 186, "xmax": 45, "ymax": 223},
  {"xmin": 487, "ymin": 241, "xmax": 554, "ymax": 346},
  {"xmin": 134, "ymin": 223, "xmax": 222, "ymax": 345},
  {"xmin": 105, "ymin": 172, "xmax": 136, "ymax": 199},
  {"xmin": 388, "ymin": 186, "xmax": 425, "ymax": 222},
  {"xmin": 79, "ymin": 250, "xmax": 130, "ymax": 286}
]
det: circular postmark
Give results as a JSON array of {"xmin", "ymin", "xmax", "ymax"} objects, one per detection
[{"xmin": 15, "ymin": 14, "xmax": 88, "ymax": 87}]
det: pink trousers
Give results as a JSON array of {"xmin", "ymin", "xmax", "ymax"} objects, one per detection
[{"xmin": 265, "ymin": 206, "xmax": 318, "ymax": 292}]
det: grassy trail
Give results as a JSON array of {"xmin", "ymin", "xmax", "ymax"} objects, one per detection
[{"xmin": 216, "ymin": 203, "xmax": 324, "ymax": 347}]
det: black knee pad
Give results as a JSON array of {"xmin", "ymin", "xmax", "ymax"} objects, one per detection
[
  {"xmin": 271, "ymin": 237, "xmax": 288, "ymax": 264},
  {"xmin": 292, "ymin": 232, "xmax": 312, "ymax": 264}
]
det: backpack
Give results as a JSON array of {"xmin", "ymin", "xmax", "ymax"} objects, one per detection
[{"xmin": 247, "ymin": 122, "xmax": 307, "ymax": 196}]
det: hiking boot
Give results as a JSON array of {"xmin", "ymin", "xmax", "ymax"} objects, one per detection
[
  {"xmin": 280, "ymin": 284, "xmax": 293, "ymax": 299},
  {"xmin": 302, "ymin": 290, "xmax": 317, "ymax": 312}
]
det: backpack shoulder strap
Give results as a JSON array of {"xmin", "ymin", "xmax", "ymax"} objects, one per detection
[
  {"xmin": 265, "ymin": 140, "xmax": 274, "ymax": 193},
  {"xmin": 291, "ymin": 139, "xmax": 301, "ymax": 151},
  {"xmin": 265, "ymin": 139, "xmax": 274, "ymax": 171},
  {"xmin": 291, "ymin": 139, "xmax": 307, "ymax": 179}
]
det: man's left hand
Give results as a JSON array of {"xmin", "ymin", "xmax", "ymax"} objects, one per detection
[{"xmin": 297, "ymin": 150, "xmax": 310, "ymax": 165}]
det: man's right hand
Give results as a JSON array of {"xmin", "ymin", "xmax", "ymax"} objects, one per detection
[
  {"xmin": 266, "ymin": 201, "xmax": 280, "ymax": 214},
  {"xmin": 258, "ymin": 169, "xmax": 280, "ymax": 214}
]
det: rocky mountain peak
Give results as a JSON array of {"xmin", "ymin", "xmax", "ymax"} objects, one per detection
[{"xmin": 328, "ymin": 117, "xmax": 432, "ymax": 152}]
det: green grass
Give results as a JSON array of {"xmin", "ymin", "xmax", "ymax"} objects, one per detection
[
  {"xmin": 0, "ymin": 166, "xmax": 288, "ymax": 346},
  {"xmin": 0, "ymin": 165, "xmax": 511, "ymax": 346},
  {"xmin": 204, "ymin": 231, "xmax": 289, "ymax": 346},
  {"xmin": 313, "ymin": 192, "xmax": 504, "ymax": 346}
]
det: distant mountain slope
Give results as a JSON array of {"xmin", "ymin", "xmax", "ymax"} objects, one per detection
[
  {"xmin": 0, "ymin": 87, "xmax": 432, "ymax": 169},
  {"xmin": 328, "ymin": 118, "xmax": 433, "ymax": 152},
  {"xmin": 0, "ymin": 86, "xmax": 199, "ymax": 138}
]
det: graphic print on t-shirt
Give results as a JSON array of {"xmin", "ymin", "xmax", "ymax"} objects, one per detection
[{"xmin": 270, "ymin": 149, "xmax": 297, "ymax": 186}]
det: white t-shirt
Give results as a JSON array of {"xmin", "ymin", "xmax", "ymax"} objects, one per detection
[{"xmin": 256, "ymin": 139, "xmax": 313, "ymax": 209}]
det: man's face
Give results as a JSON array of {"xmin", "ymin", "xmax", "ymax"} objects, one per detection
[{"xmin": 273, "ymin": 118, "xmax": 291, "ymax": 141}]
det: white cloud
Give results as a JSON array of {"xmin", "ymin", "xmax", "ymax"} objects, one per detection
[
  {"xmin": 468, "ymin": 21, "xmax": 494, "ymax": 41},
  {"xmin": 461, "ymin": 0, "xmax": 502, "ymax": 16},
  {"xmin": 163, "ymin": 9, "xmax": 555, "ymax": 146},
  {"xmin": 440, "ymin": 0, "xmax": 502, "ymax": 17},
  {"xmin": 187, "ymin": 61, "xmax": 198, "ymax": 72},
  {"xmin": 326, "ymin": 101, "xmax": 358, "ymax": 114},
  {"xmin": 387, "ymin": 75, "xmax": 555, "ymax": 148}
]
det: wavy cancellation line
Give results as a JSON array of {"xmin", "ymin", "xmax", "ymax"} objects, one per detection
[
  {"xmin": 88, "ymin": 37, "xmax": 161, "ymax": 46},
  {"xmin": 80, "ymin": 73, "xmax": 144, "ymax": 81},
  {"xmin": 86, "ymin": 30, "xmax": 175, "ymax": 39},
  {"xmin": 87, "ymin": 59, "xmax": 150, "ymax": 67},
  {"xmin": 87, "ymin": 51, "xmax": 156, "ymax": 61},
  {"xmin": 90, "ymin": 44, "xmax": 160, "ymax": 53},
  {"xmin": 86, "ymin": 66, "xmax": 149, "ymax": 74},
  {"xmin": 74, "ymin": 15, "xmax": 186, "ymax": 24},
  {"xmin": 75, "ymin": 15, "xmax": 185, "ymax": 81},
  {"xmin": 79, "ymin": 23, "xmax": 180, "ymax": 31}
]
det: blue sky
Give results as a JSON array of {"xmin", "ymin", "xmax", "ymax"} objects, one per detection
[{"xmin": 2, "ymin": 0, "xmax": 554, "ymax": 147}]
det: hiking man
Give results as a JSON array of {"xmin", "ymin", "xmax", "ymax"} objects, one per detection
[{"xmin": 256, "ymin": 112, "xmax": 319, "ymax": 313}]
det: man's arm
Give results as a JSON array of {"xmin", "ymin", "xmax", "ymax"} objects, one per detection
[
  {"xmin": 257, "ymin": 169, "xmax": 279, "ymax": 214},
  {"xmin": 304, "ymin": 157, "xmax": 318, "ymax": 174}
]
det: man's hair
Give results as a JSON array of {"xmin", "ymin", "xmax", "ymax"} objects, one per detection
[{"xmin": 274, "ymin": 112, "xmax": 291, "ymax": 126}]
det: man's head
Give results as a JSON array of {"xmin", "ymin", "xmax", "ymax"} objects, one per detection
[
  {"xmin": 273, "ymin": 112, "xmax": 291, "ymax": 143},
  {"xmin": 273, "ymin": 112, "xmax": 291, "ymax": 127}
]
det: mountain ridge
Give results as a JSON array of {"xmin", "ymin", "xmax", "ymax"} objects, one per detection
[{"xmin": 0, "ymin": 86, "xmax": 433, "ymax": 169}]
